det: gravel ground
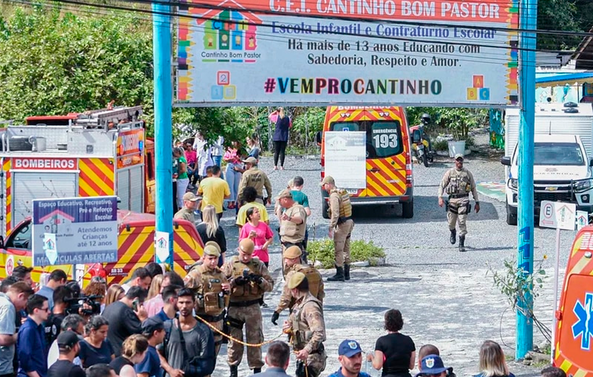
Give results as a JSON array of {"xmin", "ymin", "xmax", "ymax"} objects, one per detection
[{"xmin": 212, "ymin": 130, "xmax": 574, "ymax": 377}]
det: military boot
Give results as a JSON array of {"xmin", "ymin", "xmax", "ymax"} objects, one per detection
[
  {"xmin": 459, "ymin": 236, "xmax": 466, "ymax": 252},
  {"xmin": 253, "ymin": 368, "xmax": 262, "ymax": 374},
  {"xmin": 327, "ymin": 266, "xmax": 345, "ymax": 282},
  {"xmin": 450, "ymin": 229, "xmax": 457, "ymax": 245},
  {"xmin": 344, "ymin": 264, "xmax": 351, "ymax": 281},
  {"xmin": 230, "ymin": 365, "xmax": 238, "ymax": 377}
]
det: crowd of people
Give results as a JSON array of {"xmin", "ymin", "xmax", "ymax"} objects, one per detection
[
  {"xmin": 0, "ymin": 109, "xmax": 562, "ymax": 377},
  {"xmin": 0, "ymin": 265, "xmax": 566, "ymax": 377}
]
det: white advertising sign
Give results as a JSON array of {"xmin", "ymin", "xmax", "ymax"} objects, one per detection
[
  {"xmin": 155, "ymin": 231, "xmax": 171, "ymax": 264},
  {"xmin": 576, "ymin": 210, "xmax": 588, "ymax": 230},
  {"xmin": 176, "ymin": 0, "xmax": 519, "ymax": 106},
  {"xmin": 325, "ymin": 131, "xmax": 366, "ymax": 189},
  {"xmin": 32, "ymin": 197, "xmax": 119, "ymax": 266},
  {"xmin": 539, "ymin": 201, "xmax": 576, "ymax": 231}
]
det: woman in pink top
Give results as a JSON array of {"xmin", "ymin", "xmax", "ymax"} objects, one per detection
[
  {"xmin": 224, "ymin": 142, "xmax": 243, "ymax": 209},
  {"xmin": 239, "ymin": 207, "xmax": 274, "ymax": 266}
]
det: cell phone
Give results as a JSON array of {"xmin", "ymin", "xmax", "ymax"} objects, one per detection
[{"xmin": 132, "ymin": 299, "xmax": 139, "ymax": 312}]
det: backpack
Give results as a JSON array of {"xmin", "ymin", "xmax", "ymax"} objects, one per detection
[{"xmin": 293, "ymin": 265, "xmax": 324, "ymax": 301}]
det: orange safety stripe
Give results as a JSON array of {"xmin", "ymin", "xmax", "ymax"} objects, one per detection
[
  {"xmin": 4, "ymin": 159, "xmax": 11, "ymax": 233},
  {"xmin": 554, "ymin": 229, "xmax": 593, "ymax": 377},
  {"xmin": 373, "ymin": 158, "xmax": 407, "ymax": 184},
  {"xmin": 107, "ymin": 225, "xmax": 204, "ymax": 285},
  {"xmin": 175, "ymin": 232, "xmax": 201, "ymax": 262},
  {"xmin": 79, "ymin": 158, "xmax": 115, "ymax": 197},
  {"xmin": 363, "ymin": 160, "xmax": 406, "ymax": 197}
]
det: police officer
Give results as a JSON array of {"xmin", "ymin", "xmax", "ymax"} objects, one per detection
[
  {"xmin": 320, "ymin": 176, "xmax": 354, "ymax": 282},
  {"xmin": 174, "ymin": 192, "xmax": 201, "ymax": 223},
  {"xmin": 271, "ymin": 246, "xmax": 324, "ymax": 326},
  {"xmin": 277, "ymin": 189, "xmax": 307, "ymax": 255},
  {"xmin": 222, "ymin": 238, "xmax": 274, "ymax": 377},
  {"xmin": 237, "ymin": 157, "xmax": 273, "ymax": 205},
  {"xmin": 438, "ymin": 153, "xmax": 480, "ymax": 252},
  {"xmin": 184, "ymin": 241, "xmax": 229, "ymax": 356},
  {"xmin": 282, "ymin": 272, "xmax": 326, "ymax": 377}
]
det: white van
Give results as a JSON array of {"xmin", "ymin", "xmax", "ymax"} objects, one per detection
[{"xmin": 501, "ymin": 134, "xmax": 593, "ymax": 225}]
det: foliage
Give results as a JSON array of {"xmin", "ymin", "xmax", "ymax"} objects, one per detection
[
  {"xmin": 0, "ymin": 4, "xmax": 153, "ymax": 123},
  {"xmin": 488, "ymin": 257, "xmax": 551, "ymax": 341},
  {"xmin": 407, "ymin": 107, "xmax": 488, "ymax": 140},
  {"xmin": 537, "ymin": 0, "xmax": 580, "ymax": 49},
  {"xmin": 432, "ymin": 138, "xmax": 449, "ymax": 152},
  {"xmin": 307, "ymin": 239, "xmax": 386, "ymax": 269},
  {"xmin": 172, "ymin": 107, "xmax": 255, "ymax": 147},
  {"xmin": 290, "ymin": 107, "xmax": 325, "ymax": 149}
]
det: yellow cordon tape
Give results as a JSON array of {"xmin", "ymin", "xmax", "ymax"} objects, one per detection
[
  {"xmin": 195, "ymin": 314, "xmax": 309, "ymax": 376},
  {"xmin": 195, "ymin": 314, "xmax": 285, "ymax": 348}
]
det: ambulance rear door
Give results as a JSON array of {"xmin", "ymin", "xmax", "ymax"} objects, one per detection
[
  {"xmin": 554, "ymin": 227, "xmax": 593, "ymax": 377},
  {"xmin": 327, "ymin": 108, "xmax": 410, "ymax": 201}
]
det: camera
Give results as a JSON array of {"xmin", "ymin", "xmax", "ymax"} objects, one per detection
[{"xmin": 65, "ymin": 294, "xmax": 102, "ymax": 316}]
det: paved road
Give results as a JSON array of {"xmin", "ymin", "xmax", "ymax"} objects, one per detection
[{"xmin": 213, "ymin": 149, "xmax": 574, "ymax": 377}]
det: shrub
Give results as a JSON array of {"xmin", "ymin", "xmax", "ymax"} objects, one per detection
[
  {"xmin": 433, "ymin": 138, "xmax": 449, "ymax": 152},
  {"xmin": 307, "ymin": 239, "xmax": 386, "ymax": 268}
]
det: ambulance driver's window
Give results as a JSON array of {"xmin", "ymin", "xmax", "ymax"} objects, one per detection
[
  {"xmin": 331, "ymin": 122, "xmax": 360, "ymax": 131},
  {"xmin": 370, "ymin": 121, "xmax": 403, "ymax": 158},
  {"xmin": 6, "ymin": 224, "xmax": 32, "ymax": 249}
]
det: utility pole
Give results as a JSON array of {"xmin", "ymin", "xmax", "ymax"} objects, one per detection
[
  {"xmin": 152, "ymin": 0, "xmax": 174, "ymax": 268},
  {"xmin": 516, "ymin": 0, "xmax": 537, "ymax": 360}
]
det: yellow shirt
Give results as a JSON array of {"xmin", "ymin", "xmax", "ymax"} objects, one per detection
[
  {"xmin": 236, "ymin": 202, "xmax": 269, "ymax": 226},
  {"xmin": 198, "ymin": 177, "xmax": 230, "ymax": 213}
]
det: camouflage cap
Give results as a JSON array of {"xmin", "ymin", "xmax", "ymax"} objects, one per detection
[
  {"xmin": 283, "ymin": 246, "xmax": 302, "ymax": 259},
  {"xmin": 287, "ymin": 271, "xmax": 307, "ymax": 289}
]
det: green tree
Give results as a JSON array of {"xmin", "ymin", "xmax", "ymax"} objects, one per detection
[
  {"xmin": 537, "ymin": 0, "xmax": 580, "ymax": 49},
  {"xmin": 0, "ymin": 5, "xmax": 153, "ymax": 123}
]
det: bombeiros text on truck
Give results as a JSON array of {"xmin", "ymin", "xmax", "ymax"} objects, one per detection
[{"xmin": 0, "ymin": 106, "xmax": 203, "ymax": 284}]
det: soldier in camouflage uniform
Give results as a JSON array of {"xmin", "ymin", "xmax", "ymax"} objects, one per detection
[
  {"xmin": 321, "ymin": 175, "xmax": 354, "ymax": 282},
  {"xmin": 237, "ymin": 157, "xmax": 273, "ymax": 205},
  {"xmin": 271, "ymin": 246, "xmax": 324, "ymax": 326},
  {"xmin": 184, "ymin": 241, "xmax": 229, "ymax": 357},
  {"xmin": 222, "ymin": 238, "xmax": 274, "ymax": 376},
  {"xmin": 438, "ymin": 153, "xmax": 480, "ymax": 252},
  {"xmin": 174, "ymin": 192, "xmax": 201, "ymax": 223},
  {"xmin": 282, "ymin": 272, "xmax": 326, "ymax": 377}
]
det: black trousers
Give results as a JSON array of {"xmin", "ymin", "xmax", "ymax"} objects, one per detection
[{"xmin": 273, "ymin": 141, "xmax": 287, "ymax": 167}]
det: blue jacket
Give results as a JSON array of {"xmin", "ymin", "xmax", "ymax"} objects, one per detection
[
  {"xmin": 328, "ymin": 369, "xmax": 371, "ymax": 377},
  {"xmin": 254, "ymin": 367, "xmax": 291, "ymax": 377},
  {"xmin": 17, "ymin": 317, "xmax": 47, "ymax": 377}
]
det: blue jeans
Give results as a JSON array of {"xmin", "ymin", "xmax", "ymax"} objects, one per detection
[
  {"xmin": 225, "ymin": 163, "xmax": 241, "ymax": 203},
  {"xmin": 213, "ymin": 156, "xmax": 222, "ymax": 167}
]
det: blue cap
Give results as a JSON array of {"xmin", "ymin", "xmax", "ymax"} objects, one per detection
[
  {"xmin": 416, "ymin": 355, "xmax": 448, "ymax": 376},
  {"xmin": 338, "ymin": 339, "xmax": 363, "ymax": 357}
]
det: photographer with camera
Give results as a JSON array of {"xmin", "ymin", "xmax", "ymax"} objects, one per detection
[
  {"xmin": 158, "ymin": 288, "xmax": 215, "ymax": 377},
  {"xmin": 222, "ymin": 238, "xmax": 274, "ymax": 377},
  {"xmin": 102, "ymin": 287, "xmax": 148, "ymax": 357}
]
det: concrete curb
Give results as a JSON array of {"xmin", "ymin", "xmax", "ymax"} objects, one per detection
[{"xmin": 313, "ymin": 257, "xmax": 387, "ymax": 269}]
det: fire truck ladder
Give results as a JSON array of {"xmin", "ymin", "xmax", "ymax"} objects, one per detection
[{"xmin": 74, "ymin": 106, "xmax": 143, "ymax": 130}]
